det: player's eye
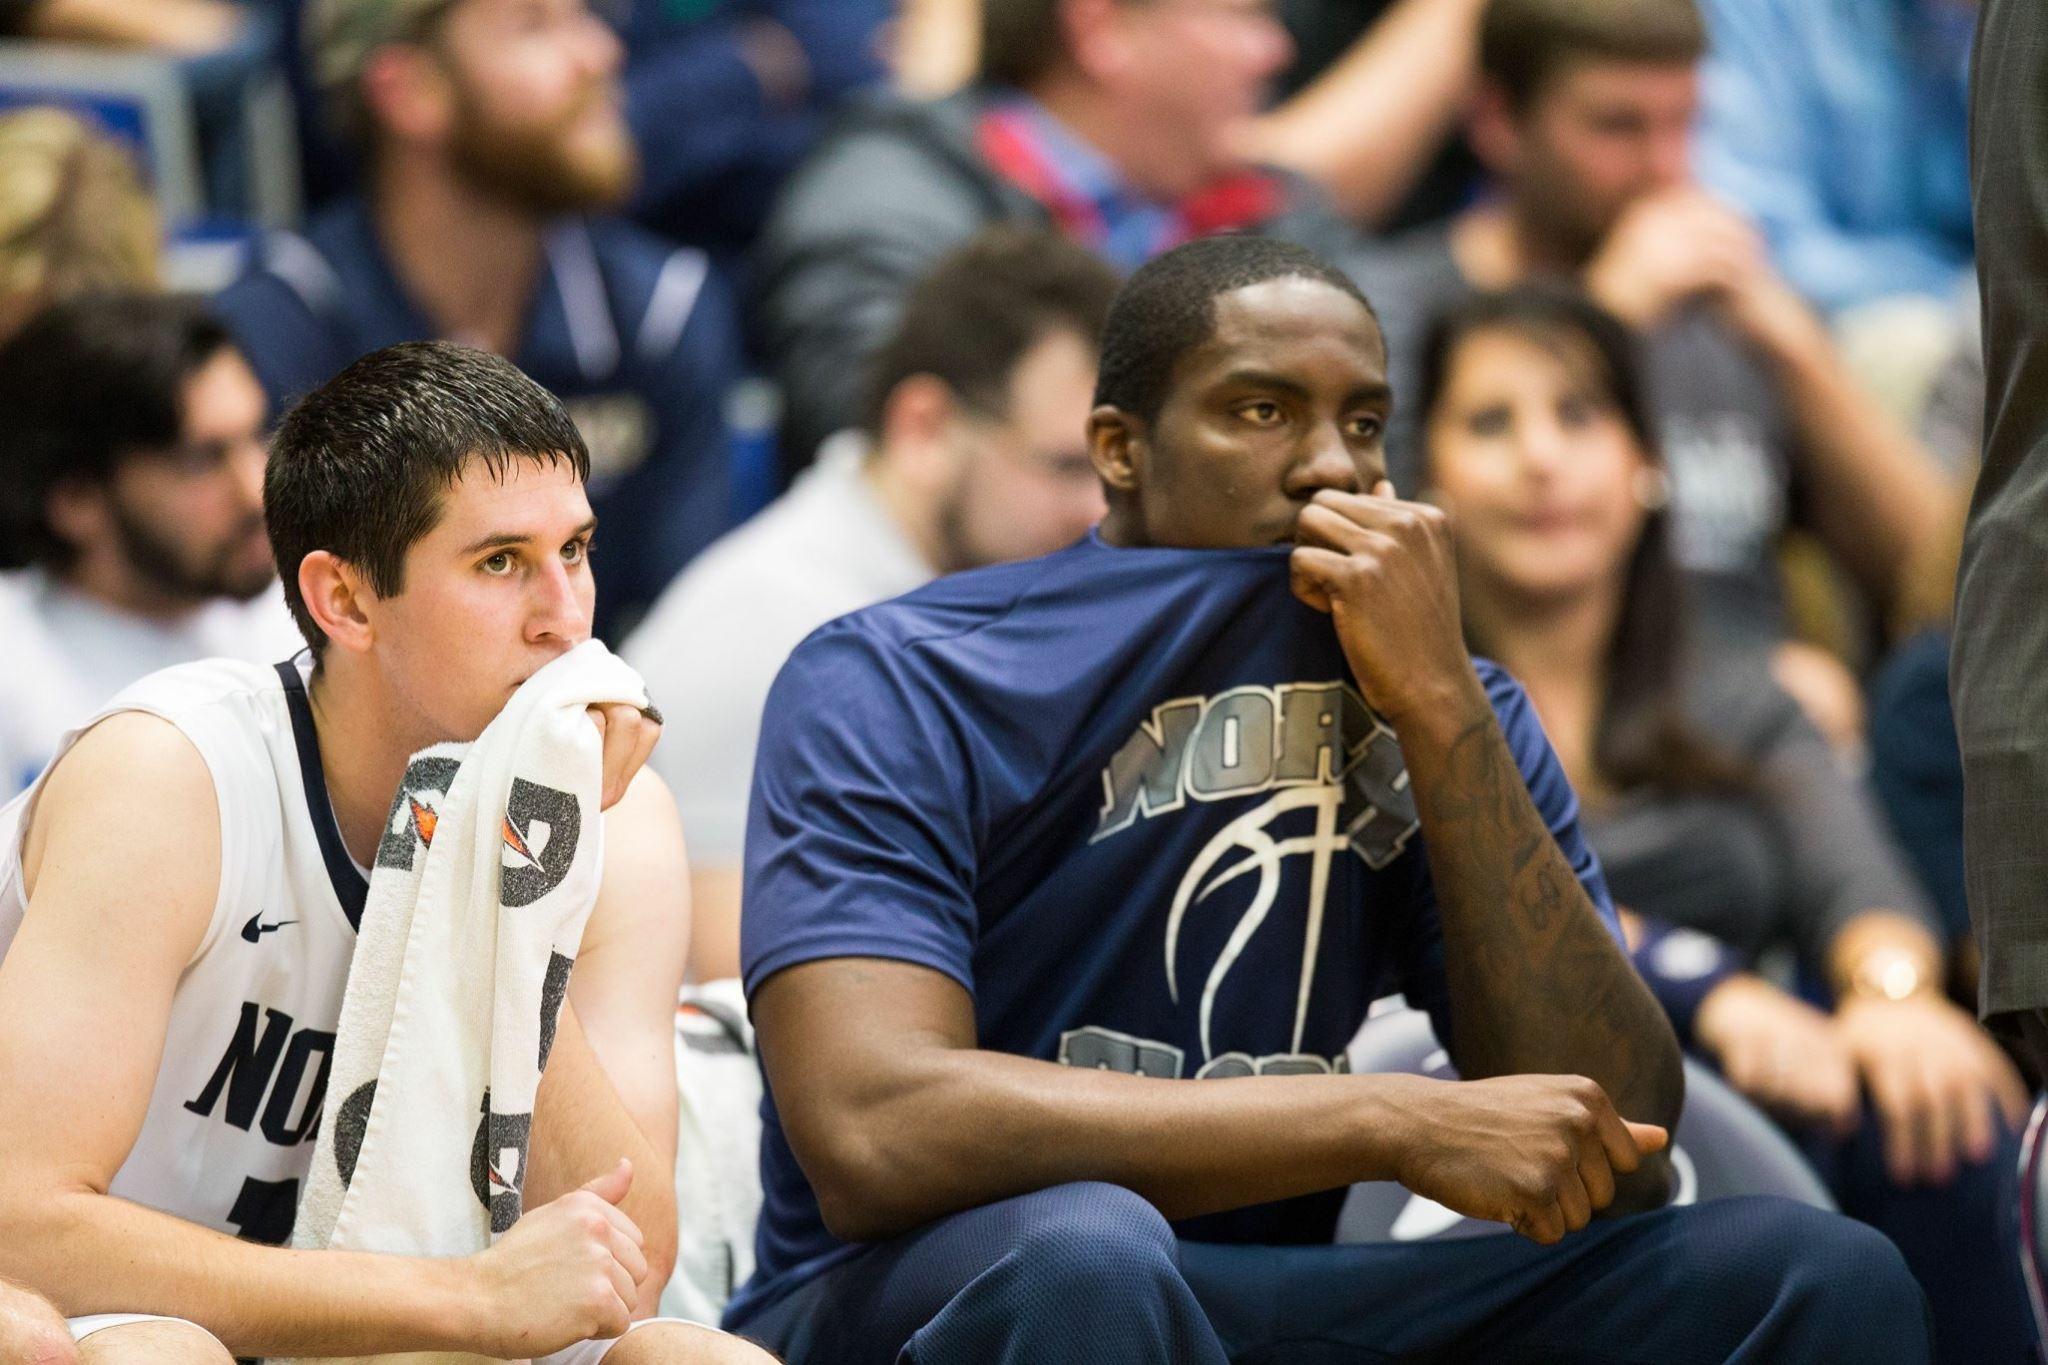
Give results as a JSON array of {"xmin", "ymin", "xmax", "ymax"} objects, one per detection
[
  {"xmin": 1240, "ymin": 401, "xmax": 1283, "ymax": 426},
  {"xmin": 561, "ymin": 536, "xmax": 591, "ymax": 565},
  {"xmin": 480, "ymin": 551, "xmax": 516, "ymax": 575},
  {"xmin": 1347, "ymin": 414, "xmax": 1385, "ymax": 441}
]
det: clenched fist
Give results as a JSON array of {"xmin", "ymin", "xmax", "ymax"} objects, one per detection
[
  {"xmin": 1384, "ymin": 1072, "xmax": 1669, "ymax": 1245},
  {"xmin": 466, "ymin": 1158, "xmax": 648, "ymax": 1358}
]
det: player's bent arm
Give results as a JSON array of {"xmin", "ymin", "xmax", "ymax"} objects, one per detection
[
  {"xmin": 1394, "ymin": 689, "xmax": 1682, "ymax": 1211},
  {"xmin": 754, "ymin": 956, "xmax": 1661, "ymax": 1246},
  {"xmin": 0, "ymin": 718, "xmax": 598, "ymax": 1358},
  {"xmin": 528, "ymin": 768, "xmax": 690, "ymax": 1313}
]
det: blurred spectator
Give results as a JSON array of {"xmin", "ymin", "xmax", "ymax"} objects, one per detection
[
  {"xmin": 0, "ymin": 106, "xmax": 160, "ymax": 340},
  {"xmin": 1366, "ymin": 0, "xmax": 1950, "ymax": 718},
  {"xmin": 884, "ymin": 0, "xmax": 1487, "ymax": 234},
  {"xmin": 214, "ymin": 0, "xmax": 744, "ymax": 639},
  {"xmin": 0, "ymin": 293, "xmax": 301, "ymax": 799},
  {"xmin": 617, "ymin": 0, "xmax": 891, "ymax": 259},
  {"xmin": 0, "ymin": 0, "xmax": 242, "ymax": 51},
  {"xmin": 1255, "ymin": 0, "xmax": 1488, "ymax": 232},
  {"xmin": 755, "ymin": 0, "xmax": 1359, "ymax": 465},
  {"xmin": 1695, "ymin": 0, "xmax": 1974, "ymax": 320},
  {"xmin": 892, "ymin": 0, "xmax": 980, "ymax": 96},
  {"xmin": 626, "ymin": 226, "xmax": 1116, "ymax": 987},
  {"xmin": 1, "ymin": 1, "xmax": 290, "ymax": 220},
  {"xmin": 1417, "ymin": 285, "xmax": 2032, "ymax": 1365}
]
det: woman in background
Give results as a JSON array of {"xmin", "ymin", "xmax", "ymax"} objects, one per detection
[{"xmin": 1416, "ymin": 285, "xmax": 2032, "ymax": 1365}]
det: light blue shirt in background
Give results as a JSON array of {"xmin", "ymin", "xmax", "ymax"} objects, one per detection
[{"xmin": 1696, "ymin": 0, "xmax": 1975, "ymax": 314}]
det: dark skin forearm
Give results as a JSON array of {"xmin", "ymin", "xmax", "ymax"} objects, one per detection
[
  {"xmin": 755, "ymin": 958, "xmax": 1422, "ymax": 1240},
  {"xmin": 1400, "ymin": 682, "xmax": 1682, "ymax": 1205},
  {"xmin": 756, "ymin": 957, "xmax": 1661, "ymax": 1245}
]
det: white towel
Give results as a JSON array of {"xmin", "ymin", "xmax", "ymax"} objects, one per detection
[{"xmin": 285, "ymin": 641, "xmax": 650, "ymax": 1365}]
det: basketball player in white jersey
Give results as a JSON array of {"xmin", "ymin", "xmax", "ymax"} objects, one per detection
[{"xmin": 0, "ymin": 342, "xmax": 772, "ymax": 1363}]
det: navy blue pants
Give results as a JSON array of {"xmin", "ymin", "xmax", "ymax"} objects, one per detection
[
  {"xmin": 1800, "ymin": 1108, "xmax": 2032, "ymax": 1364},
  {"xmin": 731, "ymin": 1184, "xmax": 1931, "ymax": 1364}
]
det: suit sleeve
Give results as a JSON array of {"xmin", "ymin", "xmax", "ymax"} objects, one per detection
[{"xmin": 1952, "ymin": 0, "xmax": 2048, "ymax": 1016}]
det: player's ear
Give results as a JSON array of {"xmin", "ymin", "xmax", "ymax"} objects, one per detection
[
  {"xmin": 1089, "ymin": 404, "xmax": 1144, "ymax": 497},
  {"xmin": 879, "ymin": 373, "xmax": 961, "ymax": 489},
  {"xmin": 299, "ymin": 550, "xmax": 376, "ymax": 656}
]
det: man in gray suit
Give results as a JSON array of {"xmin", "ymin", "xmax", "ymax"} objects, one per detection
[{"xmin": 1955, "ymin": 0, "xmax": 2048, "ymax": 1064}]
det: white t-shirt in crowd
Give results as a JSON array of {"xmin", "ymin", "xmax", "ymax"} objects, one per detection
[
  {"xmin": 0, "ymin": 569, "xmax": 306, "ymax": 799},
  {"xmin": 623, "ymin": 434, "xmax": 932, "ymax": 865}
]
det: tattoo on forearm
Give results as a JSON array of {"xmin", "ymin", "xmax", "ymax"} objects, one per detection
[{"xmin": 1414, "ymin": 712, "xmax": 1680, "ymax": 1127}]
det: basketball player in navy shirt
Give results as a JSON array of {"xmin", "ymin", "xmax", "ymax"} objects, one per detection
[{"xmin": 730, "ymin": 238, "xmax": 1931, "ymax": 1363}]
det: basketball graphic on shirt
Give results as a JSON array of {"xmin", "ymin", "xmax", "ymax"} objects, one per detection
[
  {"xmin": 1166, "ymin": 783, "xmax": 1356, "ymax": 1069},
  {"xmin": 1090, "ymin": 681, "xmax": 1420, "ymax": 1070}
]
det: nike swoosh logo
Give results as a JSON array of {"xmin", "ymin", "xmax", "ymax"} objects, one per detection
[{"xmin": 241, "ymin": 914, "xmax": 299, "ymax": 943}]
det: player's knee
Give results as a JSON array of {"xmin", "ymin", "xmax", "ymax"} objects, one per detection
[
  {"xmin": 76, "ymin": 1319, "xmax": 233, "ymax": 1365},
  {"xmin": 1675, "ymin": 1199, "xmax": 1929, "ymax": 1357},
  {"xmin": 600, "ymin": 1321, "xmax": 778, "ymax": 1364},
  {"xmin": 997, "ymin": 1182, "xmax": 1181, "ymax": 1301},
  {"xmin": 7, "ymin": 1323, "xmax": 76, "ymax": 1365}
]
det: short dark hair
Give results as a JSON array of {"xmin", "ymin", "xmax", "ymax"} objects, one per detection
[
  {"xmin": 0, "ymin": 291, "xmax": 234, "ymax": 572},
  {"xmin": 265, "ymin": 340, "xmax": 590, "ymax": 653},
  {"xmin": 1479, "ymin": 0, "xmax": 1706, "ymax": 109},
  {"xmin": 979, "ymin": 0, "xmax": 1068, "ymax": 89},
  {"xmin": 864, "ymin": 226, "xmax": 1119, "ymax": 437},
  {"xmin": 1094, "ymin": 235, "xmax": 1376, "ymax": 424}
]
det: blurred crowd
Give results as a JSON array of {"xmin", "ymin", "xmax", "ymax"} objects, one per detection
[{"xmin": 0, "ymin": 0, "xmax": 2026, "ymax": 1358}]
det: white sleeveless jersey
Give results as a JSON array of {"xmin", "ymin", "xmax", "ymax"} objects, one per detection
[{"xmin": 0, "ymin": 655, "xmax": 366, "ymax": 1246}]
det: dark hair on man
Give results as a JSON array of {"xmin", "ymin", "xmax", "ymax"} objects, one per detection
[
  {"xmin": 863, "ymin": 226, "xmax": 1119, "ymax": 438},
  {"xmin": 1416, "ymin": 285, "xmax": 1748, "ymax": 796},
  {"xmin": 265, "ymin": 340, "xmax": 590, "ymax": 653},
  {"xmin": 0, "ymin": 291, "xmax": 234, "ymax": 572},
  {"xmin": 1094, "ymin": 234, "xmax": 1377, "ymax": 425},
  {"xmin": 1479, "ymin": 0, "xmax": 1706, "ymax": 109},
  {"xmin": 980, "ymin": 0, "xmax": 1067, "ymax": 89}
]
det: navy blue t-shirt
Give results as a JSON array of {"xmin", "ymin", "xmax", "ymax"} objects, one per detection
[
  {"xmin": 212, "ymin": 200, "xmax": 743, "ymax": 638},
  {"xmin": 731, "ymin": 532, "xmax": 1617, "ymax": 1320}
]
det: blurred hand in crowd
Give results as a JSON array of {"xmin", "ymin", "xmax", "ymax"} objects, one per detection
[
  {"xmin": 1694, "ymin": 974, "xmax": 1861, "ymax": 1136},
  {"xmin": 1582, "ymin": 184, "xmax": 1850, "ymax": 377},
  {"xmin": 1693, "ymin": 968, "xmax": 2030, "ymax": 1187},
  {"xmin": 1835, "ymin": 992, "xmax": 2031, "ymax": 1186},
  {"xmin": 1582, "ymin": 186, "xmax": 1767, "ymax": 330},
  {"xmin": 18, "ymin": 0, "xmax": 243, "ymax": 55}
]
